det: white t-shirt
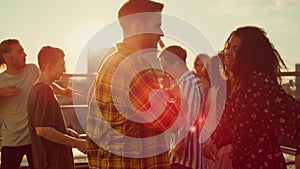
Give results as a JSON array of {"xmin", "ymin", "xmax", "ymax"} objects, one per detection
[{"xmin": 0, "ymin": 64, "xmax": 39, "ymax": 147}]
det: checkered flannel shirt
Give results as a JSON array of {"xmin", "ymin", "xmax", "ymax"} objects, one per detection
[{"xmin": 86, "ymin": 43, "xmax": 171, "ymax": 169}]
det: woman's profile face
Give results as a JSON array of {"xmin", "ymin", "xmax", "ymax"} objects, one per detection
[
  {"xmin": 224, "ymin": 35, "xmax": 241, "ymax": 71},
  {"xmin": 194, "ymin": 59, "xmax": 205, "ymax": 76}
]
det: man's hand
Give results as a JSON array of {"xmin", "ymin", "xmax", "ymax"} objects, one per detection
[
  {"xmin": 75, "ymin": 139, "xmax": 87, "ymax": 154},
  {"xmin": 52, "ymin": 84, "xmax": 82, "ymax": 98},
  {"xmin": 63, "ymin": 88, "xmax": 74, "ymax": 97},
  {"xmin": 67, "ymin": 128, "xmax": 81, "ymax": 139},
  {"xmin": 0, "ymin": 86, "xmax": 21, "ymax": 97},
  {"xmin": 67, "ymin": 128, "xmax": 86, "ymax": 154},
  {"xmin": 63, "ymin": 87, "xmax": 84, "ymax": 98}
]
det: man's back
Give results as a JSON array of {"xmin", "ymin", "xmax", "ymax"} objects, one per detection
[{"xmin": 87, "ymin": 43, "xmax": 170, "ymax": 168}]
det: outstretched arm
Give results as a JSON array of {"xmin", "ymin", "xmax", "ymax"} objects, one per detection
[
  {"xmin": 52, "ymin": 83, "xmax": 83, "ymax": 98},
  {"xmin": 0, "ymin": 86, "xmax": 21, "ymax": 97},
  {"xmin": 36, "ymin": 127, "xmax": 86, "ymax": 153},
  {"xmin": 51, "ymin": 83, "xmax": 70, "ymax": 97}
]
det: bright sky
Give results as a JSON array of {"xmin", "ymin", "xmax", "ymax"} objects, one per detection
[{"xmin": 1, "ymin": 0, "xmax": 300, "ymax": 73}]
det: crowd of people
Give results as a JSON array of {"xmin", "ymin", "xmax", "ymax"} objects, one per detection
[{"xmin": 0, "ymin": 0, "xmax": 299, "ymax": 169}]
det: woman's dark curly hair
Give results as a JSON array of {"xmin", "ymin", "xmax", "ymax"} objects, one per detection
[{"xmin": 230, "ymin": 26, "xmax": 287, "ymax": 83}]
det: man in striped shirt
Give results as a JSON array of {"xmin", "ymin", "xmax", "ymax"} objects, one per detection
[{"xmin": 158, "ymin": 46, "xmax": 208, "ymax": 169}]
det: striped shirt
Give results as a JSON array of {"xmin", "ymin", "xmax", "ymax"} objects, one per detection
[
  {"xmin": 169, "ymin": 71, "xmax": 208, "ymax": 169},
  {"xmin": 86, "ymin": 43, "xmax": 171, "ymax": 169}
]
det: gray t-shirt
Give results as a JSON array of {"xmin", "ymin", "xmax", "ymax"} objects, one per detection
[
  {"xmin": 0, "ymin": 64, "xmax": 39, "ymax": 146},
  {"xmin": 27, "ymin": 82, "xmax": 74, "ymax": 169}
]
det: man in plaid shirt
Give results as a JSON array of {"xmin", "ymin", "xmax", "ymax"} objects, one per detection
[{"xmin": 86, "ymin": 0, "xmax": 176, "ymax": 168}]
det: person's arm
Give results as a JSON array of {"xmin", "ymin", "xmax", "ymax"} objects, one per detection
[
  {"xmin": 36, "ymin": 127, "xmax": 86, "ymax": 153},
  {"xmin": 0, "ymin": 86, "xmax": 21, "ymax": 97},
  {"xmin": 34, "ymin": 84, "xmax": 85, "ymax": 153},
  {"xmin": 52, "ymin": 83, "xmax": 83, "ymax": 99},
  {"xmin": 67, "ymin": 128, "xmax": 81, "ymax": 139},
  {"xmin": 51, "ymin": 83, "xmax": 71, "ymax": 97},
  {"xmin": 255, "ymin": 74, "xmax": 300, "ymax": 166},
  {"xmin": 203, "ymin": 143, "xmax": 217, "ymax": 161}
]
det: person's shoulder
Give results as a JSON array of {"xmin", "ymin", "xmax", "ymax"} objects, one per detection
[
  {"xmin": 186, "ymin": 71, "xmax": 201, "ymax": 82},
  {"xmin": 25, "ymin": 63, "xmax": 38, "ymax": 69},
  {"xmin": 32, "ymin": 83, "xmax": 53, "ymax": 96},
  {"xmin": 251, "ymin": 71, "xmax": 271, "ymax": 80},
  {"xmin": 24, "ymin": 63, "xmax": 39, "ymax": 72},
  {"xmin": 180, "ymin": 71, "xmax": 201, "ymax": 87},
  {"xmin": 249, "ymin": 71, "xmax": 277, "ymax": 86},
  {"xmin": 100, "ymin": 45, "xmax": 123, "ymax": 65},
  {"xmin": 100, "ymin": 44, "xmax": 133, "ymax": 71}
]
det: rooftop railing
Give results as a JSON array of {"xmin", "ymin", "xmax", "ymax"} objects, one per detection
[{"xmin": 1, "ymin": 71, "xmax": 299, "ymax": 168}]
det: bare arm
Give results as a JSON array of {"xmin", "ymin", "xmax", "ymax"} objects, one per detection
[
  {"xmin": 51, "ymin": 83, "xmax": 69, "ymax": 96},
  {"xmin": 52, "ymin": 83, "xmax": 83, "ymax": 98},
  {"xmin": 36, "ymin": 127, "xmax": 86, "ymax": 153}
]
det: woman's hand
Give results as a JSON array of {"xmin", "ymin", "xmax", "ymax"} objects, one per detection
[{"xmin": 203, "ymin": 143, "xmax": 217, "ymax": 161}]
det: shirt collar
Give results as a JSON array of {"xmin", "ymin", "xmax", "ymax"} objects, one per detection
[{"xmin": 177, "ymin": 70, "xmax": 193, "ymax": 83}]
